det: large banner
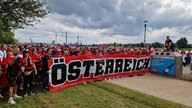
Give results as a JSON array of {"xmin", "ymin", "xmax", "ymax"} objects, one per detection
[{"xmin": 48, "ymin": 54, "xmax": 151, "ymax": 92}]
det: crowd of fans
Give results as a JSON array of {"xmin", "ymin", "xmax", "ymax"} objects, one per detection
[
  {"xmin": 0, "ymin": 43, "xmax": 191, "ymax": 104},
  {"xmin": 180, "ymin": 49, "xmax": 192, "ymax": 67}
]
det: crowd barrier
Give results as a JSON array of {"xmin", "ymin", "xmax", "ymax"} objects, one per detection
[{"xmin": 47, "ymin": 54, "xmax": 151, "ymax": 92}]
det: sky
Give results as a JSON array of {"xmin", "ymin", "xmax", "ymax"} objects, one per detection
[{"xmin": 15, "ymin": 0, "xmax": 192, "ymax": 44}]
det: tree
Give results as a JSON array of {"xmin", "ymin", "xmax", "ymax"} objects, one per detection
[
  {"xmin": 0, "ymin": 19, "xmax": 18, "ymax": 44},
  {"xmin": 140, "ymin": 42, "xmax": 144, "ymax": 47},
  {"xmin": 0, "ymin": 31, "xmax": 18, "ymax": 44},
  {"xmin": 0, "ymin": 0, "xmax": 50, "ymax": 30},
  {"xmin": 0, "ymin": 0, "xmax": 49, "ymax": 44},
  {"xmin": 152, "ymin": 42, "xmax": 163, "ymax": 48},
  {"xmin": 176, "ymin": 37, "xmax": 188, "ymax": 48}
]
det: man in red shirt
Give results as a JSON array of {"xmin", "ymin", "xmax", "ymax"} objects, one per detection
[{"xmin": 0, "ymin": 48, "xmax": 13, "ymax": 99}]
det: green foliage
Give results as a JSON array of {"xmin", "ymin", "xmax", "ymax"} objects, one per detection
[
  {"xmin": 0, "ymin": 31, "xmax": 18, "ymax": 44},
  {"xmin": 188, "ymin": 44, "xmax": 192, "ymax": 48},
  {"xmin": 152, "ymin": 42, "xmax": 163, "ymax": 48},
  {"xmin": 0, "ymin": 19, "xmax": 18, "ymax": 44},
  {"xmin": 140, "ymin": 42, "xmax": 144, "ymax": 47},
  {"xmin": 92, "ymin": 82, "xmax": 188, "ymax": 108},
  {"xmin": 0, "ymin": 82, "xmax": 188, "ymax": 108},
  {"xmin": 176, "ymin": 37, "xmax": 188, "ymax": 48},
  {"xmin": 0, "ymin": 0, "xmax": 50, "ymax": 30},
  {"xmin": 0, "ymin": 0, "xmax": 50, "ymax": 44}
]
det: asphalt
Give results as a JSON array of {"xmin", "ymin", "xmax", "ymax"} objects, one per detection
[{"xmin": 107, "ymin": 67, "xmax": 192, "ymax": 107}]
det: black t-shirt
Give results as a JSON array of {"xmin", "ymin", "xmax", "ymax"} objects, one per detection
[
  {"xmin": 165, "ymin": 39, "xmax": 174, "ymax": 51},
  {"xmin": 42, "ymin": 55, "xmax": 51, "ymax": 73},
  {"xmin": 7, "ymin": 57, "xmax": 21, "ymax": 77}
]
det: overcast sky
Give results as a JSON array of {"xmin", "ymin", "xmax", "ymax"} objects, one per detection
[{"xmin": 15, "ymin": 0, "xmax": 192, "ymax": 44}]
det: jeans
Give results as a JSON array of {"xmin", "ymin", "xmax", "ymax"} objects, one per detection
[{"xmin": 43, "ymin": 73, "xmax": 49, "ymax": 90}]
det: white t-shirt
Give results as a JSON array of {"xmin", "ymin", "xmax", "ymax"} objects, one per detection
[{"xmin": 0, "ymin": 50, "xmax": 6, "ymax": 61}]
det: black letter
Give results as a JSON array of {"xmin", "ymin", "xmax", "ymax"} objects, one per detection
[
  {"xmin": 83, "ymin": 60, "xmax": 94, "ymax": 78},
  {"xmin": 104, "ymin": 59, "xmax": 114, "ymax": 74},
  {"xmin": 132, "ymin": 59, "xmax": 137, "ymax": 71},
  {"xmin": 124, "ymin": 59, "xmax": 132, "ymax": 72},
  {"xmin": 95, "ymin": 59, "xmax": 104, "ymax": 77},
  {"xmin": 51, "ymin": 64, "xmax": 67, "ymax": 85},
  {"xmin": 68, "ymin": 61, "xmax": 81, "ymax": 81},
  {"xmin": 114, "ymin": 59, "xmax": 123, "ymax": 73},
  {"xmin": 136, "ymin": 59, "xmax": 144, "ymax": 70},
  {"xmin": 143, "ymin": 58, "xmax": 150, "ymax": 69}
]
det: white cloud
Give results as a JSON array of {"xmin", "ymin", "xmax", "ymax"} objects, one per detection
[
  {"xmin": 14, "ymin": 0, "xmax": 192, "ymax": 44},
  {"xmin": 147, "ymin": 27, "xmax": 179, "ymax": 43}
]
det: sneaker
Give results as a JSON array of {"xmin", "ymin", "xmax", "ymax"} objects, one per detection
[
  {"xmin": 8, "ymin": 98, "xmax": 16, "ymax": 104},
  {"xmin": 13, "ymin": 94, "xmax": 22, "ymax": 99},
  {"xmin": 0, "ymin": 94, "xmax": 4, "ymax": 98},
  {"xmin": 24, "ymin": 93, "xmax": 28, "ymax": 97},
  {"xmin": 42, "ymin": 89, "xmax": 46, "ymax": 92},
  {"xmin": 30, "ymin": 91, "xmax": 35, "ymax": 95}
]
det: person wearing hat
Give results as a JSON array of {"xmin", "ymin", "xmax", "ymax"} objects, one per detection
[{"xmin": 21, "ymin": 49, "xmax": 37, "ymax": 97}]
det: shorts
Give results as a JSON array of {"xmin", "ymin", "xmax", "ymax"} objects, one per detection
[{"xmin": 8, "ymin": 75, "xmax": 21, "ymax": 87}]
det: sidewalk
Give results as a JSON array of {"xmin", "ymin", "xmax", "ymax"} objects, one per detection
[{"xmin": 107, "ymin": 73, "xmax": 192, "ymax": 107}]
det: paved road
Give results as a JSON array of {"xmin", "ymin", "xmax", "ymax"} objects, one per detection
[{"xmin": 107, "ymin": 73, "xmax": 192, "ymax": 107}]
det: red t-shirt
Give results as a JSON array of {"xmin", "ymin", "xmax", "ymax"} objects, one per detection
[
  {"xmin": 21, "ymin": 57, "xmax": 34, "ymax": 71},
  {"xmin": 187, "ymin": 52, "xmax": 191, "ymax": 57},
  {"xmin": 0, "ymin": 55, "xmax": 13, "ymax": 88},
  {"xmin": 33, "ymin": 53, "xmax": 42, "ymax": 62},
  {"xmin": 141, "ymin": 49, "xmax": 146, "ymax": 55},
  {"xmin": 32, "ymin": 53, "xmax": 43, "ymax": 69},
  {"xmin": 1, "ymin": 55, "xmax": 14, "ymax": 67},
  {"xmin": 84, "ymin": 51, "xmax": 92, "ymax": 55}
]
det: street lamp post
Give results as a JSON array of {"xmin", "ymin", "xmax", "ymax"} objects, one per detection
[
  {"xmin": 77, "ymin": 36, "xmax": 79, "ymax": 45},
  {"xmin": 144, "ymin": 20, "xmax": 148, "ymax": 47},
  {"xmin": 66, "ymin": 32, "xmax": 67, "ymax": 45}
]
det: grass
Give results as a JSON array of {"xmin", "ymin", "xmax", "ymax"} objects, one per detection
[{"xmin": 0, "ymin": 81, "xmax": 190, "ymax": 108}]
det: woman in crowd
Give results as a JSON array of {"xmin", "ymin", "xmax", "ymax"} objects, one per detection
[
  {"xmin": 21, "ymin": 49, "xmax": 37, "ymax": 97},
  {"xmin": 32, "ymin": 47, "xmax": 43, "ymax": 85}
]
